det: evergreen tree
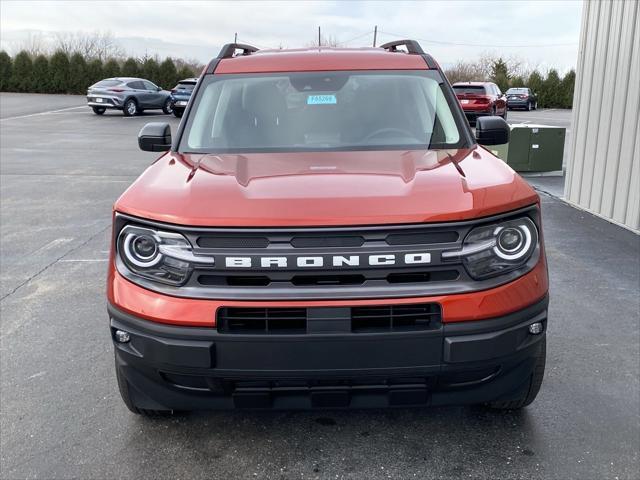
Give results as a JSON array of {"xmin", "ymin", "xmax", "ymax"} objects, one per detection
[
  {"xmin": 509, "ymin": 75, "xmax": 526, "ymax": 89},
  {"xmin": 121, "ymin": 57, "xmax": 138, "ymax": 77},
  {"xmin": 527, "ymin": 71, "xmax": 544, "ymax": 107},
  {"xmin": 0, "ymin": 51, "xmax": 12, "ymax": 91},
  {"xmin": 11, "ymin": 51, "xmax": 33, "ymax": 92},
  {"xmin": 543, "ymin": 69, "xmax": 561, "ymax": 108},
  {"xmin": 560, "ymin": 70, "xmax": 576, "ymax": 109},
  {"xmin": 158, "ymin": 58, "xmax": 178, "ymax": 89},
  {"xmin": 103, "ymin": 58, "xmax": 120, "ymax": 78},
  {"xmin": 141, "ymin": 57, "xmax": 160, "ymax": 85},
  {"xmin": 177, "ymin": 65, "xmax": 195, "ymax": 80},
  {"xmin": 490, "ymin": 58, "xmax": 510, "ymax": 92},
  {"xmin": 86, "ymin": 59, "xmax": 104, "ymax": 87},
  {"xmin": 49, "ymin": 50, "xmax": 71, "ymax": 93},
  {"xmin": 32, "ymin": 55, "xmax": 50, "ymax": 93},
  {"xmin": 69, "ymin": 52, "xmax": 87, "ymax": 94}
]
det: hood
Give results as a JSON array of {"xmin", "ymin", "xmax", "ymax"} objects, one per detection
[{"xmin": 115, "ymin": 147, "xmax": 538, "ymax": 227}]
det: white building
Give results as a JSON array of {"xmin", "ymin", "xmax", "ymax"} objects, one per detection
[{"xmin": 565, "ymin": 0, "xmax": 639, "ymax": 232}]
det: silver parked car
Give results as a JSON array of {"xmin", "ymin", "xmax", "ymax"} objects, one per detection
[{"xmin": 86, "ymin": 77, "xmax": 173, "ymax": 116}]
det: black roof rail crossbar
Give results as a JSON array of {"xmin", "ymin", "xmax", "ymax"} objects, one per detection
[
  {"xmin": 217, "ymin": 43, "xmax": 259, "ymax": 59},
  {"xmin": 380, "ymin": 39, "xmax": 424, "ymax": 55}
]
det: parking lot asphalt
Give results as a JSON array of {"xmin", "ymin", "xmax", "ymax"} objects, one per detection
[{"xmin": 1, "ymin": 93, "xmax": 638, "ymax": 480}]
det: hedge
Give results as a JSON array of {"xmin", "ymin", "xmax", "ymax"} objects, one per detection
[{"xmin": 0, "ymin": 50, "xmax": 197, "ymax": 94}]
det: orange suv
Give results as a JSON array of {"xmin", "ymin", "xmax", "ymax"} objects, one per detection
[{"xmin": 108, "ymin": 40, "xmax": 548, "ymax": 416}]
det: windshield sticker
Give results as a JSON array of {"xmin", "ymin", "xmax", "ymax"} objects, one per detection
[{"xmin": 307, "ymin": 94, "xmax": 337, "ymax": 105}]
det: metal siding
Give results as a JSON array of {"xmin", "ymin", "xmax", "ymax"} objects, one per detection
[{"xmin": 566, "ymin": 0, "xmax": 640, "ymax": 232}]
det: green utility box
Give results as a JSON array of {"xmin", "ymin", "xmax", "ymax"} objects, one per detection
[{"xmin": 503, "ymin": 124, "xmax": 565, "ymax": 172}]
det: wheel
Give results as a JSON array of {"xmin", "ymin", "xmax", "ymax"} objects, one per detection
[
  {"xmin": 487, "ymin": 337, "xmax": 546, "ymax": 410},
  {"xmin": 123, "ymin": 98, "xmax": 138, "ymax": 117},
  {"xmin": 92, "ymin": 107, "xmax": 106, "ymax": 115},
  {"xmin": 115, "ymin": 357, "xmax": 176, "ymax": 418},
  {"xmin": 162, "ymin": 98, "xmax": 173, "ymax": 115},
  {"xmin": 173, "ymin": 108, "xmax": 183, "ymax": 118},
  {"xmin": 502, "ymin": 106, "xmax": 508, "ymax": 120},
  {"xmin": 527, "ymin": 101, "xmax": 532, "ymax": 111}
]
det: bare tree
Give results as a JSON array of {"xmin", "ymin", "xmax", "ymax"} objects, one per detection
[
  {"xmin": 16, "ymin": 32, "xmax": 50, "ymax": 57},
  {"xmin": 305, "ymin": 34, "xmax": 340, "ymax": 48},
  {"xmin": 54, "ymin": 31, "xmax": 124, "ymax": 60}
]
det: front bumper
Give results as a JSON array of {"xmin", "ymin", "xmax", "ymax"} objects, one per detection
[{"xmin": 110, "ymin": 296, "xmax": 548, "ymax": 410}]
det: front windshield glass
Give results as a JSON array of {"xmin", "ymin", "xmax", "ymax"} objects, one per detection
[{"xmin": 179, "ymin": 70, "xmax": 464, "ymax": 153}]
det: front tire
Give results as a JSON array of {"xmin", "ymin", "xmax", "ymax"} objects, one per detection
[
  {"xmin": 527, "ymin": 101, "xmax": 532, "ymax": 111},
  {"xmin": 162, "ymin": 98, "xmax": 173, "ymax": 115},
  {"xmin": 502, "ymin": 107, "xmax": 508, "ymax": 120},
  {"xmin": 123, "ymin": 98, "xmax": 138, "ymax": 117},
  {"xmin": 173, "ymin": 108, "xmax": 183, "ymax": 118},
  {"xmin": 92, "ymin": 107, "xmax": 106, "ymax": 115},
  {"xmin": 487, "ymin": 337, "xmax": 546, "ymax": 410}
]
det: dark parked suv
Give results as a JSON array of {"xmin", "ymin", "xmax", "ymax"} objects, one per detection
[
  {"xmin": 170, "ymin": 78, "xmax": 198, "ymax": 117},
  {"xmin": 87, "ymin": 78, "xmax": 173, "ymax": 116},
  {"xmin": 506, "ymin": 88, "xmax": 538, "ymax": 110}
]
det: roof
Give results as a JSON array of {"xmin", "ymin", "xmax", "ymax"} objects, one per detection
[
  {"xmin": 214, "ymin": 47, "xmax": 430, "ymax": 74},
  {"xmin": 452, "ymin": 81, "xmax": 494, "ymax": 86}
]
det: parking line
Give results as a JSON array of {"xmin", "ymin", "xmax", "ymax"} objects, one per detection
[
  {"xmin": 59, "ymin": 259, "xmax": 109, "ymax": 262},
  {"xmin": 0, "ymin": 105, "xmax": 86, "ymax": 122},
  {"xmin": 122, "ymin": 114, "xmax": 166, "ymax": 119}
]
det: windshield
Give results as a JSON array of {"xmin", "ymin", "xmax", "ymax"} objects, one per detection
[
  {"xmin": 507, "ymin": 88, "xmax": 528, "ymax": 94},
  {"xmin": 179, "ymin": 70, "xmax": 464, "ymax": 153},
  {"xmin": 93, "ymin": 79, "xmax": 122, "ymax": 88},
  {"xmin": 175, "ymin": 82, "xmax": 196, "ymax": 91},
  {"xmin": 453, "ymin": 85, "xmax": 487, "ymax": 95}
]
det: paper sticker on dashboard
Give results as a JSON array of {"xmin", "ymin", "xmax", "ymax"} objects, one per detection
[{"xmin": 307, "ymin": 95, "xmax": 337, "ymax": 105}]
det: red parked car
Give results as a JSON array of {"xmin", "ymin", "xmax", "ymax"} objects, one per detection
[
  {"xmin": 109, "ymin": 41, "xmax": 548, "ymax": 416},
  {"xmin": 453, "ymin": 82, "xmax": 508, "ymax": 123}
]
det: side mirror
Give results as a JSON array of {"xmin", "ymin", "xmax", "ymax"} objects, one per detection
[
  {"xmin": 476, "ymin": 116, "xmax": 509, "ymax": 146},
  {"xmin": 138, "ymin": 122, "xmax": 171, "ymax": 152},
  {"xmin": 157, "ymin": 86, "xmax": 162, "ymax": 91}
]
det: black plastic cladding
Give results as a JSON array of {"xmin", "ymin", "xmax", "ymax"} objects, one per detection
[{"xmin": 113, "ymin": 205, "xmax": 541, "ymax": 301}]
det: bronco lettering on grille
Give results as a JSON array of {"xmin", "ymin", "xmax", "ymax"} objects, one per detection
[{"xmin": 223, "ymin": 253, "xmax": 431, "ymax": 269}]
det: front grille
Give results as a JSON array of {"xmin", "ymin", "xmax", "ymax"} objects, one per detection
[
  {"xmin": 115, "ymin": 205, "xmax": 539, "ymax": 300},
  {"xmin": 351, "ymin": 304, "xmax": 441, "ymax": 332},
  {"xmin": 217, "ymin": 304, "xmax": 441, "ymax": 334},
  {"xmin": 217, "ymin": 307, "xmax": 307, "ymax": 334}
]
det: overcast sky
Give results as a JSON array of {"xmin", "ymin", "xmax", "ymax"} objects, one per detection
[{"xmin": 1, "ymin": 0, "xmax": 583, "ymax": 72}]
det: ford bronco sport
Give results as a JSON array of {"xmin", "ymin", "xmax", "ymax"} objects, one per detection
[{"xmin": 108, "ymin": 40, "xmax": 548, "ymax": 416}]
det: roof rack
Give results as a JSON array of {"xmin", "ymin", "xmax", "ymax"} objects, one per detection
[
  {"xmin": 217, "ymin": 43, "xmax": 259, "ymax": 59},
  {"xmin": 379, "ymin": 40, "xmax": 424, "ymax": 55}
]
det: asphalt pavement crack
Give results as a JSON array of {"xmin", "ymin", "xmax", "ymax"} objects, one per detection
[{"xmin": 0, "ymin": 223, "xmax": 111, "ymax": 303}]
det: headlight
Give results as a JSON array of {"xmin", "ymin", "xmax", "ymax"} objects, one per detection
[
  {"xmin": 117, "ymin": 225, "xmax": 214, "ymax": 286},
  {"xmin": 443, "ymin": 217, "xmax": 538, "ymax": 280}
]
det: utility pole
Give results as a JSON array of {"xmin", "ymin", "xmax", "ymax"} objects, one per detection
[
  {"xmin": 318, "ymin": 26, "xmax": 321, "ymax": 47},
  {"xmin": 234, "ymin": 32, "xmax": 237, "ymax": 43},
  {"xmin": 373, "ymin": 25, "xmax": 377, "ymax": 47}
]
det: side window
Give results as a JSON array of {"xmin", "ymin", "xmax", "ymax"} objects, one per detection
[
  {"xmin": 143, "ymin": 81, "xmax": 158, "ymax": 91},
  {"xmin": 127, "ymin": 81, "xmax": 144, "ymax": 90}
]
